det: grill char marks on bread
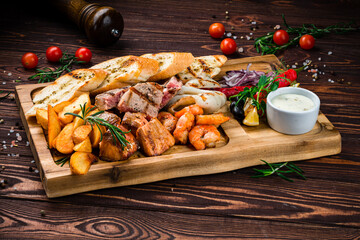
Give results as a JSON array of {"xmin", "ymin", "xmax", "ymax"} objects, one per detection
[
  {"xmin": 176, "ymin": 55, "xmax": 227, "ymax": 83},
  {"xmin": 27, "ymin": 68, "xmax": 107, "ymax": 117},
  {"xmin": 90, "ymin": 55, "xmax": 159, "ymax": 95},
  {"xmin": 141, "ymin": 52, "xmax": 194, "ymax": 81}
]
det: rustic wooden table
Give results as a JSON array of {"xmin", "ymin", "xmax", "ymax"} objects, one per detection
[{"xmin": 1, "ymin": 0, "xmax": 359, "ymax": 239}]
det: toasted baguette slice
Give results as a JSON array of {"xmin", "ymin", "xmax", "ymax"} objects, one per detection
[
  {"xmin": 176, "ymin": 55, "xmax": 227, "ymax": 83},
  {"xmin": 141, "ymin": 52, "xmax": 194, "ymax": 81},
  {"xmin": 26, "ymin": 69, "xmax": 107, "ymax": 117},
  {"xmin": 90, "ymin": 56, "xmax": 159, "ymax": 95}
]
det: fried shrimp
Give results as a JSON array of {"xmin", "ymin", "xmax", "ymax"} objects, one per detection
[
  {"xmin": 173, "ymin": 112, "xmax": 195, "ymax": 144},
  {"xmin": 196, "ymin": 113, "xmax": 230, "ymax": 125},
  {"xmin": 174, "ymin": 104, "xmax": 204, "ymax": 118},
  {"xmin": 189, "ymin": 125, "xmax": 221, "ymax": 150},
  {"xmin": 157, "ymin": 111, "xmax": 178, "ymax": 133}
]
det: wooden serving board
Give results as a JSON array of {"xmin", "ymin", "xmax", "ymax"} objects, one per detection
[{"xmin": 15, "ymin": 55, "xmax": 341, "ymax": 198}]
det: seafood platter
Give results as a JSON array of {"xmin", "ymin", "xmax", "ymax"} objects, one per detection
[{"xmin": 16, "ymin": 54, "xmax": 341, "ymax": 198}]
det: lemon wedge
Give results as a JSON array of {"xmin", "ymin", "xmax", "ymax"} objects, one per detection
[{"xmin": 243, "ymin": 105, "xmax": 259, "ymax": 126}]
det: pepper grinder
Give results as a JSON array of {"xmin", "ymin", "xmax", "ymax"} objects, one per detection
[{"xmin": 52, "ymin": 0, "xmax": 124, "ymax": 46}]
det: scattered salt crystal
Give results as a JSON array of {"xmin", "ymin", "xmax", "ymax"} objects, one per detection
[
  {"xmin": 35, "ymin": 169, "xmax": 39, "ymax": 173},
  {"xmin": 233, "ymin": 36, "xmax": 237, "ymax": 39},
  {"xmin": 17, "ymin": 135, "xmax": 22, "ymax": 141},
  {"xmin": 304, "ymin": 66, "xmax": 309, "ymax": 70},
  {"xmin": 10, "ymin": 145, "xmax": 13, "ymax": 148},
  {"xmin": 313, "ymin": 79, "xmax": 316, "ymax": 82},
  {"xmin": 306, "ymin": 59, "xmax": 311, "ymax": 63},
  {"xmin": 9, "ymin": 129, "xmax": 14, "ymax": 133},
  {"xmin": 7, "ymin": 154, "xmax": 10, "ymax": 156},
  {"xmin": 328, "ymin": 79, "xmax": 332, "ymax": 82},
  {"xmin": 26, "ymin": 141, "xmax": 30, "ymax": 146},
  {"xmin": 2, "ymin": 141, "xmax": 5, "ymax": 144},
  {"xmin": 246, "ymin": 35, "xmax": 251, "ymax": 40},
  {"xmin": 238, "ymin": 47, "xmax": 244, "ymax": 53},
  {"xmin": 303, "ymin": 62, "xmax": 307, "ymax": 66},
  {"xmin": 31, "ymin": 160, "xmax": 35, "ymax": 163},
  {"xmin": 226, "ymin": 32, "xmax": 232, "ymax": 37},
  {"xmin": 3, "ymin": 145, "xmax": 7, "ymax": 149},
  {"xmin": 328, "ymin": 51, "xmax": 332, "ymax": 55},
  {"xmin": 322, "ymin": 72, "xmax": 325, "ymax": 75},
  {"xmin": 2, "ymin": 82, "xmax": 6, "ymax": 85},
  {"xmin": 323, "ymin": 64, "xmax": 326, "ymax": 67},
  {"xmin": 7, "ymin": 133, "xmax": 10, "ymax": 136},
  {"xmin": 249, "ymin": 32, "xmax": 253, "ymax": 36},
  {"xmin": 274, "ymin": 25, "xmax": 280, "ymax": 30},
  {"xmin": 7, "ymin": 72, "xmax": 12, "ymax": 76},
  {"xmin": 318, "ymin": 57, "xmax": 322, "ymax": 61},
  {"xmin": 292, "ymin": 65, "xmax": 296, "ymax": 69},
  {"xmin": 251, "ymin": 21, "xmax": 257, "ymax": 25},
  {"xmin": 13, "ymin": 187, "xmax": 17, "ymax": 190},
  {"xmin": 241, "ymin": 19, "xmax": 244, "ymax": 22}
]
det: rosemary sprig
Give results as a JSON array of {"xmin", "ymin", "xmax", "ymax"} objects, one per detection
[
  {"xmin": 55, "ymin": 156, "xmax": 70, "ymax": 167},
  {"xmin": 28, "ymin": 52, "xmax": 85, "ymax": 83},
  {"xmin": 65, "ymin": 103, "xmax": 129, "ymax": 149},
  {"xmin": 252, "ymin": 160, "xmax": 306, "ymax": 182},
  {"xmin": 0, "ymin": 90, "xmax": 11, "ymax": 100},
  {"xmin": 255, "ymin": 14, "xmax": 359, "ymax": 55}
]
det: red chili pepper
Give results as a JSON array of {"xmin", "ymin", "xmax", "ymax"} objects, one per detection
[{"xmin": 214, "ymin": 86, "xmax": 252, "ymax": 98}]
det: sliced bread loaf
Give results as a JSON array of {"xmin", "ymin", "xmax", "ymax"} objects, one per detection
[
  {"xmin": 141, "ymin": 52, "xmax": 194, "ymax": 81},
  {"xmin": 176, "ymin": 55, "xmax": 227, "ymax": 83},
  {"xmin": 90, "ymin": 55, "xmax": 159, "ymax": 95},
  {"xmin": 26, "ymin": 69, "xmax": 107, "ymax": 117}
]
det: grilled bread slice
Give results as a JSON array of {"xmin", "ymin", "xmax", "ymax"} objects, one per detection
[
  {"xmin": 141, "ymin": 52, "xmax": 194, "ymax": 81},
  {"xmin": 176, "ymin": 55, "xmax": 227, "ymax": 83},
  {"xmin": 26, "ymin": 69, "xmax": 107, "ymax": 117},
  {"xmin": 90, "ymin": 55, "xmax": 159, "ymax": 95}
]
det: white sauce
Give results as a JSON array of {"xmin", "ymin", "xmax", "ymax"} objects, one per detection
[{"xmin": 272, "ymin": 94, "xmax": 314, "ymax": 112}]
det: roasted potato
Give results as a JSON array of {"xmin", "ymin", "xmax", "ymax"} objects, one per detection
[
  {"xmin": 70, "ymin": 152, "xmax": 97, "ymax": 175},
  {"xmin": 53, "ymin": 101, "xmax": 72, "ymax": 114},
  {"xmin": 58, "ymin": 93, "xmax": 91, "ymax": 125},
  {"xmin": 73, "ymin": 137, "xmax": 92, "ymax": 153},
  {"xmin": 72, "ymin": 125, "xmax": 92, "ymax": 144},
  {"xmin": 55, "ymin": 123, "xmax": 75, "ymax": 154},
  {"xmin": 47, "ymin": 105, "xmax": 62, "ymax": 149},
  {"xmin": 90, "ymin": 124, "xmax": 106, "ymax": 148},
  {"xmin": 36, "ymin": 108, "xmax": 48, "ymax": 130}
]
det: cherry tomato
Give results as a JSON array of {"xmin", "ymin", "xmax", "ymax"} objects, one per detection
[
  {"xmin": 75, "ymin": 47, "xmax": 92, "ymax": 63},
  {"xmin": 299, "ymin": 34, "xmax": 315, "ymax": 50},
  {"xmin": 209, "ymin": 23, "xmax": 225, "ymax": 38},
  {"xmin": 220, "ymin": 38, "xmax": 237, "ymax": 55},
  {"xmin": 21, "ymin": 52, "xmax": 38, "ymax": 69},
  {"xmin": 46, "ymin": 46, "xmax": 63, "ymax": 62},
  {"xmin": 273, "ymin": 30, "xmax": 289, "ymax": 46}
]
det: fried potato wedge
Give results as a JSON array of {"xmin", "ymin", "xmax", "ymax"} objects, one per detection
[
  {"xmin": 89, "ymin": 124, "xmax": 106, "ymax": 148},
  {"xmin": 73, "ymin": 137, "xmax": 92, "ymax": 153},
  {"xmin": 48, "ymin": 105, "xmax": 62, "ymax": 149},
  {"xmin": 36, "ymin": 108, "xmax": 48, "ymax": 130},
  {"xmin": 70, "ymin": 152, "xmax": 97, "ymax": 175},
  {"xmin": 53, "ymin": 101, "xmax": 72, "ymax": 114},
  {"xmin": 58, "ymin": 93, "xmax": 91, "ymax": 125},
  {"xmin": 72, "ymin": 125, "xmax": 92, "ymax": 144},
  {"xmin": 55, "ymin": 123, "xmax": 75, "ymax": 154}
]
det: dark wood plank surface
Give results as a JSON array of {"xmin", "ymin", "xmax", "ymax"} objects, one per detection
[{"xmin": 1, "ymin": 0, "xmax": 359, "ymax": 238}]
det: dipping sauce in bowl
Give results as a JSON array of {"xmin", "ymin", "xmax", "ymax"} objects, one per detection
[
  {"xmin": 271, "ymin": 93, "xmax": 314, "ymax": 112},
  {"xmin": 266, "ymin": 87, "xmax": 320, "ymax": 135}
]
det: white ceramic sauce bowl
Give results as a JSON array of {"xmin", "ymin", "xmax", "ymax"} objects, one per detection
[{"xmin": 266, "ymin": 87, "xmax": 320, "ymax": 135}]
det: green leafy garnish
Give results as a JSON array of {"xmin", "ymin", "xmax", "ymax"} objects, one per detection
[
  {"xmin": 0, "ymin": 90, "xmax": 11, "ymax": 100},
  {"xmin": 252, "ymin": 160, "xmax": 306, "ymax": 182},
  {"xmin": 28, "ymin": 52, "xmax": 85, "ymax": 83},
  {"xmin": 255, "ymin": 14, "xmax": 359, "ymax": 55},
  {"xmin": 65, "ymin": 103, "xmax": 129, "ymax": 149},
  {"xmin": 55, "ymin": 156, "xmax": 70, "ymax": 167}
]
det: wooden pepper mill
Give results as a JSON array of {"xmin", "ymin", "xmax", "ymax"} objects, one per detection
[{"xmin": 52, "ymin": 0, "xmax": 124, "ymax": 46}]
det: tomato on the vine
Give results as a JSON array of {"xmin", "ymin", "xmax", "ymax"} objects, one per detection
[
  {"xmin": 220, "ymin": 38, "xmax": 237, "ymax": 55},
  {"xmin": 299, "ymin": 34, "xmax": 315, "ymax": 50},
  {"xmin": 273, "ymin": 30, "xmax": 289, "ymax": 46},
  {"xmin": 46, "ymin": 46, "xmax": 63, "ymax": 62},
  {"xmin": 21, "ymin": 52, "xmax": 38, "ymax": 69},
  {"xmin": 209, "ymin": 23, "xmax": 225, "ymax": 38},
  {"xmin": 75, "ymin": 47, "xmax": 92, "ymax": 63}
]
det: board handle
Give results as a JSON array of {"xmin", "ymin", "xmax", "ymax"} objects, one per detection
[{"xmin": 52, "ymin": 0, "xmax": 124, "ymax": 46}]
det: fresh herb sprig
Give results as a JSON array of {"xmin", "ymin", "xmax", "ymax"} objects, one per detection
[
  {"xmin": 252, "ymin": 160, "xmax": 306, "ymax": 182},
  {"xmin": 55, "ymin": 156, "xmax": 70, "ymax": 167},
  {"xmin": 255, "ymin": 14, "xmax": 359, "ymax": 55},
  {"xmin": 229, "ymin": 72, "xmax": 283, "ymax": 116},
  {"xmin": 0, "ymin": 90, "xmax": 11, "ymax": 100},
  {"xmin": 65, "ymin": 103, "xmax": 129, "ymax": 149},
  {"xmin": 28, "ymin": 52, "xmax": 85, "ymax": 83}
]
